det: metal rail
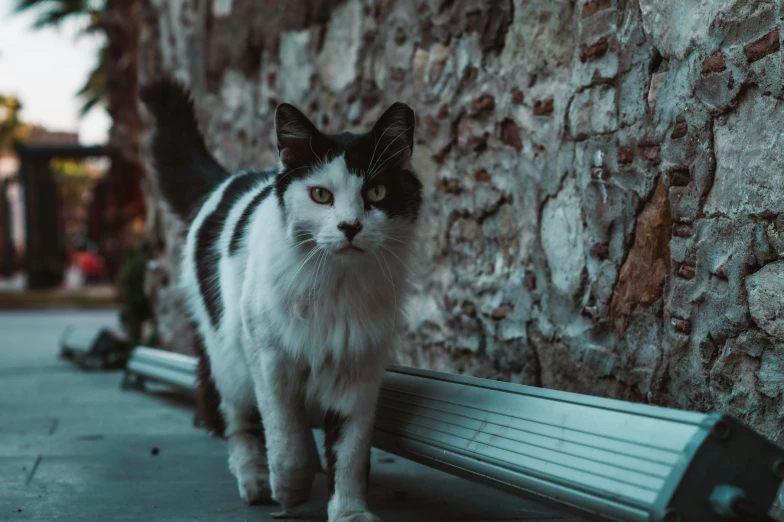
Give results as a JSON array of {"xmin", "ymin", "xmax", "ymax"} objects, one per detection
[
  {"xmin": 59, "ymin": 326, "xmax": 129, "ymax": 369},
  {"xmin": 122, "ymin": 346, "xmax": 784, "ymax": 522},
  {"xmin": 121, "ymin": 346, "xmax": 197, "ymax": 391}
]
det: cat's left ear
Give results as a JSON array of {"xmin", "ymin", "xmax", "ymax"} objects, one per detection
[
  {"xmin": 370, "ymin": 102, "xmax": 415, "ymax": 164},
  {"xmin": 275, "ymin": 103, "xmax": 319, "ymax": 167}
]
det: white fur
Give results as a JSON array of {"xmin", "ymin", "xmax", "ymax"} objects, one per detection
[{"xmin": 179, "ymin": 156, "xmax": 417, "ymax": 521}]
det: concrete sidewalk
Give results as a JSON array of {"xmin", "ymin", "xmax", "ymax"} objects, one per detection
[{"xmin": 0, "ymin": 310, "xmax": 585, "ymax": 522}]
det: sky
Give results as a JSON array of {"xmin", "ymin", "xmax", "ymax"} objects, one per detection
[{"xmin": 0, "ymin": 0, "xmax": 110, "ymax": 145}]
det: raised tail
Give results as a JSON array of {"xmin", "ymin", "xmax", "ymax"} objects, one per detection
[{"xmin": 140, "ymin": 78, "xmax": 229, "ymax": 221}]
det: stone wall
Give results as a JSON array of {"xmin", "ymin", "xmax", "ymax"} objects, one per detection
[{"xmin": 136, "ymin": 0, "xmax": 784, "ymax": 444}]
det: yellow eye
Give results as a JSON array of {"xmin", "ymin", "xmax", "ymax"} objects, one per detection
[
  {"xmin": 309, "ymin": 187, "xmax": 333, "ymax": 204},
  {"xmin": 366, "ymin": 185, "xmax": 387, "ymax": 203}
]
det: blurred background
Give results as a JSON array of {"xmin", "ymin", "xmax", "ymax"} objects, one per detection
[
  {"xmin": 0, "ymin": 0, "xmax": 147, "ymax": 335},
  {"xmin": 0, "ymin": 0, "xmax": 141, "ymax": 307},
  {"xmin": 0, "ymin": 0, "xmax": 783, "ymax": 449}
]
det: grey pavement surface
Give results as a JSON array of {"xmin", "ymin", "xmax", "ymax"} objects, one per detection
[{"xmin": 0, "ymin": 310, "xmax": 584, "ymax": 521}]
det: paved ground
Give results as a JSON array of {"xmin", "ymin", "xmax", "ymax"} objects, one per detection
[{"xmin": 0, "ymin": 310, "xmax": 584, "ymax": 521}]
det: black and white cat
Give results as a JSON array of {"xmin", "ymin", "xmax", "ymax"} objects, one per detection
[{"xmin": 141, "ymin": 79, "xmax": 422, "ymax": 522}]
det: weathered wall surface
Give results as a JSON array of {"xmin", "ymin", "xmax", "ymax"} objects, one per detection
[{"xmin": 137, "ymin": 0, "xmax": 784, "ymax": 444}]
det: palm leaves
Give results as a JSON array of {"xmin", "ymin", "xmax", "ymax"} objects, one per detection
[
  {"xmin": 76, "ymin": 58, "xmax": 106, "ymax": 115},
  {"xmin": 15, "ymin": 0, "xmax": 100, "ymax": 29},
  {"xmin": 14, "ymin": 0, "xmax": 107, "ymax": 116}
]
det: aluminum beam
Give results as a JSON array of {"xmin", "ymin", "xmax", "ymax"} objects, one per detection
[
  {"xmin": 122, "ymin": 346, "xmax": 784, "ymax": 522},
  {"xmin": 59, "ymin": 326, "xmax": 129, "ymax": 369},
  {"xmin": 121, "ymin": 345, "xmax": 197, "ymax": 391}
]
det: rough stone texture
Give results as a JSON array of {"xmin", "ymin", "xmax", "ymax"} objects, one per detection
[
  {"xmin": 541, "ymin": 178, "xmax": 586, "ymax": 296},
  {"xmin": 747, "ymin": 261, "xmax": 784, "ymax": 340},
  {"xmin": 705, "ymin": 93, "xmax": 784, "ymax": 218},
  {"xmin": 137, "ymin": 0, "xmax": 784, "ymax": 445}
]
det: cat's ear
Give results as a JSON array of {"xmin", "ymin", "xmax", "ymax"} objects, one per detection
[
  {"xmin": 370, "ymin": 102, "xmax": 415, "ymax": 164},
  {"xmin": 275, "ymin": 103, "xmax": 319, "ymax": 167}
]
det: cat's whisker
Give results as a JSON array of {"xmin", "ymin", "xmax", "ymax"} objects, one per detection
[
  {"xmin": 309, "ymin": 135, "xmax": 319, "ymax": 161},
  {"xmin": 290, "ymin": 232, "xmax": 314, "ymax": 240},
  {"xmin": 383, "ymin": 236, "xmax": 409, "ymax": 245},
  {"xmin": 305, "ymin": 251, "xmax": 317, "ymax": 307},
  {"xmin": 311, "ymin": 249, "xmax": 327, "ymax": 287},
  {"xmin": 373, "ymin": 250, "xmax": 393, "ymax": 283},
  {"xmin": 279, "ymin": 121, "xmax": 302, "ymax": 133},
  {"xmin": 290, "ymin": 238, "xmax": 316, "ymax": 249},
  {"xmin": 310, "ymin": 250, "xmax": 328, "ymax": 307},
  {"xmin": 290, "ymin": 244, "xmax": 322, "ymax": 284},
  {"xmin": 377, "ymin": 250, "xmax": 398, "ymax": 327},
  {"xmin": 367, "ymin": 124, "xmax": 395, "ymax": 175},
  {"xmin": 368, "ymin": 145, "xmax": 411, "ymax": 180},
  {"xmin": 384, "ymin": 234, "xmax": 422, "ymax": 245},
  {"xmin": 276, "ymin": 164, "xmax": 313, "ymax": 183},
  {"xmin": 291, "ymin": 232, "xmax": 314, "ymax": 239},
  {"xmin": 380, "ymin": 245, "xmax": 415, "ymax": 275},
  {"xmin": 367, "ymin": 125, "xmax": 412, "ymax": 174},
  {"xmin": 367, "ymin": 125, "xmax": 413, "ymax": 177}
]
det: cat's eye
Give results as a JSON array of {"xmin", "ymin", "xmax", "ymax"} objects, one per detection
[
  {"xmin": 309, "ymin": 187, "xmax": 333, "ymax": 205},
  {"xmin": 366, "ymin": 185, "xmax": 387, "ymax": 203}
]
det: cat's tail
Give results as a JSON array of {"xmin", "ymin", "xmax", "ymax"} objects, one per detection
[{"xmin": 140, "ymin": 78, "xmax": 230, "ymax": 221}]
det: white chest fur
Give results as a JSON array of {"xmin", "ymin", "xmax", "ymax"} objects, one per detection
[{"xmin": 240, "ymin": 237, "xmax": 403, "ymax": 371}]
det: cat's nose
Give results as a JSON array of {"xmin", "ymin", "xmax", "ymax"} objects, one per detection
[{"xmin": 337, "ymin": 220, "xmax": 363, "ymax": 242}]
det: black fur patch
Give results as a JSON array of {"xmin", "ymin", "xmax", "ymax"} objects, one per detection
[
  {"xmin": 274, "ymin": 103, "xmax": 423, "ymax": 221},
  {"xmin": 324, "ymin": 409, "xmax": 347, "ymax": 498},
  {"xmin": 195, "ymin": 172, "xmax": 269, "ymax": 327},
  {"xmin": 193, "ymin": 330, "xmax": 264, "ymax": 442},
  {"xmin": 192, "ymin": 332, "xmax": 226, "ymax": 437},
  {"xmin": 228, "ymin": 180, "xmax": 274, "ymax": 256},
  {"xmin": 141, "ymin": 77, "xmax": 230, "ymax": 221}
]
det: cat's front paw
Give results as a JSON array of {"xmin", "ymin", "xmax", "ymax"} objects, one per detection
[
  {"xmin": 237, "ymin": 472, "xmax": 273, "ymax": 505},
  {"xmin": 271, "ymin": 483, "xmax": 311, "ymax": 509},
  {"xmin": 270, "ymin": 458, "xmax": 317, "ymax": 508},
  {"xmin": 330, "ymin": 510, "xmax": 382, "ymax": 522}
]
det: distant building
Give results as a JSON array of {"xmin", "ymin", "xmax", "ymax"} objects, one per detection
[
  {"xmin": 0, "ymin": 126, "xmax": 80, "ymax": 180},
  {"xmin": 0, "ymin": 125, "xmax": 80, "ymax": 274},
  {"xmin": 27, "ymin": 125, "xmax": 80, "ymax": 146}
]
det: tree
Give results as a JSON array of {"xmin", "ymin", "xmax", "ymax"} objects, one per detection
[
  {"xmin": 14, "ymin": 0, "xmax": 145, "ymax": 282},
  {"xmin": 14, "ymin": 1, "xmax": 107, "ymax": 116},
  {"xmin": 0, "ymin": 94, "xmax": 30, "ymax": 151}
]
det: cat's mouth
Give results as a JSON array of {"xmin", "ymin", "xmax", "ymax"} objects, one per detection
[{"xmin": 336, "ymin": 244, "xmax": 365, "ymax": 255}]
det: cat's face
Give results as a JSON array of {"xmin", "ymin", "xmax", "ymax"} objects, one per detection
[{"xmin": 274, "ymin": 103, "xmax": 422, "ymax": 263}]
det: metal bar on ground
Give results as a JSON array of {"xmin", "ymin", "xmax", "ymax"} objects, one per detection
[
  {"xmin": 59, "ymin": 326, "xmax": 129, "ymax": 369},
  {"xmin": 121, "ymin": 346, "xmax": 197, "ymax": 391},
  {"xmin": 122, "ymin": 346, "xmax": 784, "ymax": 522}
]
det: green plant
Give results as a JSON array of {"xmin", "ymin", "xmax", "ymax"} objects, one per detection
[
  {"xmin": 118, "ymin": 248, "xmax": 153, "ymax": 347},
  {"xmin": 0, "ymin": 94, "xmax": 27, "ymax": 150}
]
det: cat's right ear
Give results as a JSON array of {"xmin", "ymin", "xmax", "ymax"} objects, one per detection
[{"xmin": 275, "ymin": 103, "xmax": 319, "ymax": 168}]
